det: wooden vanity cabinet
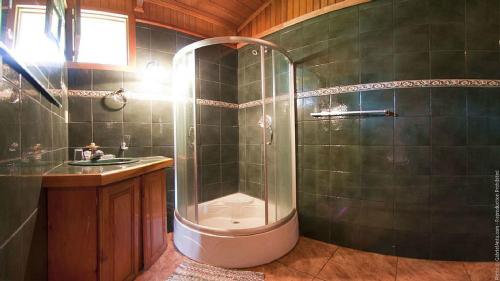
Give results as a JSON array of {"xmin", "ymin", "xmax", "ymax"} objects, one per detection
[
  {"xmin": 141, "ymin": 170, "xmax": 168, "ymax": 269},
  {"xmin": 99, "ymin": 177, "xmax": 141, "ymax": 281},
  {"xmin": 47, "ymin": 170, "xmax": 168, "ymax": 281}
]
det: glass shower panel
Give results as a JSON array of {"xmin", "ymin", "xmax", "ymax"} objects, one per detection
[
  {"xmin": 265, "ymin": 50, "xmax": 294, "ymax": 224},
  {"xmin": 174, "ymin": 50, "xmax": 197, "ymax": 223}
]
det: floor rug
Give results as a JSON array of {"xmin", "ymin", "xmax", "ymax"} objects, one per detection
[{"xmin": 166, "ymin": 260, "xmax": 265, "ymax": 281}]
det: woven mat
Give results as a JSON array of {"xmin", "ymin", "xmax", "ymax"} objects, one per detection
[{"xmin": 166, "ymin": 260, "xmax": 265, "ymax": 281}]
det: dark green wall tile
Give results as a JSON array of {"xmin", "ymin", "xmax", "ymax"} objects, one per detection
[
  {"xmin": 280, "ymin": 26, "xmax": 304, "ymax": 51},
  {"xmin": 329, "ymin": 60, "xmax": 360, "ymax": 86},
  {"xmin": 466, "ymin": 23, "xmax": 500, "ymax": 50},
  {"xmin": 330, "ymin": 118, "xmax": 360, "ymax": 145},
  {"xmin": 395, "ymin": 175, "xmax": 430, "ymax": 203},
  {"xmin": 303, "ymin": 15, "xmax": 330, "ymax": 43},
  {"xmin": 93, "ymin": 122, "xmax": 122, "ymax": 147},
  {"xmin": 430, "ymin": 23, "xmax": 465, "ymax": 50},
  {"xmin": 302, "ymin": 145, "xmax": 330, "ymax": 170},
  {"xmin": 359, "ymin": 3, "xmax": 393, "ymax": 33},
  {"xmin": 302, "ymin": 169, "xmax": 330, "ymax": 195},
  {"xmin": 395, "ymin": 52, "xmax": 430, "ymax": 80},
  {"xmin": 361, "ymin": 174, "xmax": 394, "ymax": 202},
  {"xmin": 395, "ymin": 117, "xmax": 430, "ymax": 145},
  {"xmin": 428, "ymin": 0, "xmax": 465, "ymax": 23},
  {"xmin": 467, "ymin": 146, "xmax": 498, "ymax": 175},
  {"xmin": 430, "ymin": 51, "xmax": 466, "ymax": 78},
  {"xmin": 466, "ymin": 51, "xmax": 500, "ymax": 79},
  {"xmin": 466, "ymin": 0, "xmax": 499, "ymax": 25},
  {"xmin": 432, "ymin": 147, "xmax": 467, "ymax": 175},
  {"xmin": 395, "ymin": 0, "xmax": 429, "ymax": 27},
  {"xmin": 359, "ymin": 29, "xmax": 393, "ymax": 58},
  {"xmin": 361, "ymin": 146, "xmax": 394, "ymax": 174},
  {"xmin": 329, "ymin": 35, "xmax": 359, "ymax": 61},
  {"xmin": 361, "ymin": 55, "xmax": 394, "ymax": 83},
  {"xmin": 124, "ymin": 99, "xmax": 152, "ymax": 123},
  {"xmin": 394, "ymin": 146, "xmax": 431, "ymax": 175},
  {"xmin": 329, "ymin": 7, "xmax": 359, "ymax": 38},
  {"xmin": 152, "ymin": 123, "xmax": 173, "ymax": 146},
  {"xmin": 361, "ymin": 90, "xmax": 394, "ymax": 111},
  {"xmin": 394, "ymin": 25, "xmax": 430, "ymax": 53},
  {"xmin": 330, "ymin": 145, "xmax": 360, "ymax": 173},
  {"xmin": 432, "ymin": 117, "xmax": 466, "ymax": 145},
  {"xmin": 395, "ymin": 203, "xmax": 430, "ymax": 233},
  {"xmin": 124, "ymin": 123, "xmax": 152, "ymax": 147},
  {"xmin": 431, "ymin": 87, "xmax": 467, "ymax": 116},
  {"xmin": 303, "ymin": 120, "xmax": 330, "ymax": 145},
  {"xmin": 395, "ymin": 88, "xmax": 430, "ymax": 116},
  {"xmin": 468, "ymin": 88, "xmax": 500, "ymax": 116},
  {"xmin": 360, "ymin": 118, "xmax": 394, "ymax": 145},
  {"xmin": 330, "ymin": 172, "xmax": 362, "ymax": 199}
]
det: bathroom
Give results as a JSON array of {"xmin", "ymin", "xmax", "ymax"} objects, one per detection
[{"xmin": 0, "ymin": 0, "xmax": 498, "ymax": 280}]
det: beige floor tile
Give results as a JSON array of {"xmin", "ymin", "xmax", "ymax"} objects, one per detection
[
  {"xmin": 397, "ymin": 257, "xmax": 469, "ymax": 281},
  {"xmin": 464, "ymin": 262, "xmax": 497, "ymax": 281},
  {"xmin": 317, "ymin": 247, "xmax": 397, "ymax": 281},
  {"xmin": 251, "ymin": 261, "xmax": 315, "ymax": 281},
  {"xmin": 278, "ymin": 236, "xmax": 338, "ymax": 276}
]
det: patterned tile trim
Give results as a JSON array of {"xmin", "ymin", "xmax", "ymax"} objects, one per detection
[
  {"xmin": 68, "ymin": 90, "xmax": 240, "ymax": 109},
  {"xmin": 196, "ymin": 99, "xmax": 239, "ymax": 109},
  {"xmin": 69, "ymin": 79, "xmax": 500, "ymax": 109},
  {"xmin": 296, "ymin": 79, "xmax": 500, "ymax": 98}
]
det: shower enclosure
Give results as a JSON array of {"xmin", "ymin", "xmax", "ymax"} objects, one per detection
[{"xmin": 173, "ymin": 37, "xmax": 298, "ymax": 268}]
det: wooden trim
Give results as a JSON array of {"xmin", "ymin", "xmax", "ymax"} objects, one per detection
[
  {"xmin": 42, "ymin": 158, "xmax": 174, "ymax": 188},
  {"xmin": 66, "ymin": 61, "xmax": 135, "ymax": 72},
  {"xmin": 134, "ymin": 0, "xmax": 144, "ymax": 13},
  {"xmin": 144, "ymin": 0, "xmax": 237, "ymax": 31},
  {"xmin": 136, "ymin": 18, "xmax": 206, "ymax": 39},
  {"xmin": 237, "ymin": 0, "xmax": 273, "ymax": 32},
  {"xmin": 237, "ymin": 0, "xmax": 371, "ymax": 48}
]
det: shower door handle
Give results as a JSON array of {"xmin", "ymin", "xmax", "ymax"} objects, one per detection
[{"xmin": 266, "ymin": 126, "xmax": 273, "ymax": 145}]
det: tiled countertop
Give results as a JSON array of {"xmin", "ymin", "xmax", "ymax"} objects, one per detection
[{"xmin": 42, "ymin": 156, "xmax": 173, "ymax": 188}]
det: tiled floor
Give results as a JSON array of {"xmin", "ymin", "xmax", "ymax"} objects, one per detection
[{"xmin": 135, "ymin": 233, "xmax": 496, "ymax": 281}]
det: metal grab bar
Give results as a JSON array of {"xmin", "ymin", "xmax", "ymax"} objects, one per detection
[{"xmin": 311, "ymin": 110, "xmax": 395, "ymax": 117}]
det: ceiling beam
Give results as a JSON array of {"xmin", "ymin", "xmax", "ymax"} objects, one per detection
[
  {"xmin": 237, "ymin": 0, "xmax": 272, "ymax": 32},
  {"xmin": 144, "ymin": 0, "xmax": 237, "ymax": 31}
]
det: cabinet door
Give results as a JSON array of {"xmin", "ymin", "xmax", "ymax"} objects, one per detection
[
  {"xmin": 99, "ymin": 178, "xmax": 141, "ymax": 281},
  {"xmin": 142, "ymin": 170, "xmax": 168, "ymax": 269}
]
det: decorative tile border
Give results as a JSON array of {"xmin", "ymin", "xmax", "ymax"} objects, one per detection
[
  {"xmin": 69, "ymin": 79, "xmax": 500, "ymax": 110},
  {"xmin": 196, "ymin": 99, "xmax": 239, "ymax": 109},
  {"xmin": 296, "ymin": 79, "xmax": 500, "ymax": 99}
]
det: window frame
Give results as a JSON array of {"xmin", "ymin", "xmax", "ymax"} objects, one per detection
[{"xmin": 67, "ymin": 8, "xmax": 136, "ymax": 71}]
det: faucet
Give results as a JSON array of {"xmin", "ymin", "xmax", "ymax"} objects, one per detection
[
  {"xmin": 90, "ymin": 150, "xmax": 104, "ymax": 161},
  {"xmin": 119, "ymin": 135, "xmax": 130, "ymax": 157}
]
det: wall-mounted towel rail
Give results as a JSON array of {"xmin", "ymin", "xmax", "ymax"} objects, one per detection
[
  {"xmin": 0, "ymin": 42, "xmax": 62, "ymax": 108},
  {"xmin": 311, "ymin": 110, "xmax": 394, "ymax": 117}
]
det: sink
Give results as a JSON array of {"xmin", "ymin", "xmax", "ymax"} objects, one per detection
[{"xmin": 68, "ymin": 158, "xmax": 140, "ymax": 166}]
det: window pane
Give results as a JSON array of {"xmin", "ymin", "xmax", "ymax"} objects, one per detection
[
  {"xmin": 14, "ymin": 6, "xmax": 63, "ymax": 63},
  {"xmin": 77, "ymin": 11, "xmax": 128, "ymax": 66}
]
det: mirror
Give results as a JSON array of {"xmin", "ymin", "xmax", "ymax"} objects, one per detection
[{"xmin": 1, "ymin": 0, "xmax": 67, "ymax": 106}]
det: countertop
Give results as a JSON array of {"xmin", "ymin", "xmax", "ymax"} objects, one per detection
[{"xmin": 42, "ymin": 156, "xmax": 174, "ymax": 188}]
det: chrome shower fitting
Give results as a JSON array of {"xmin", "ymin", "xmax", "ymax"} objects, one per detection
[{"xmin": 258, "ymin": 115, "xmax": 273, "ymax": 145}]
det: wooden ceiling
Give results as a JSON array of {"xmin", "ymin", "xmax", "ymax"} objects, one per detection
[
  {"xmin": 77, "ymin": 0, "xmax": 369, "ymax": 40},
  {"xmin": 134, "ymin": 0, "xmax": 270, "ymax": 38}
]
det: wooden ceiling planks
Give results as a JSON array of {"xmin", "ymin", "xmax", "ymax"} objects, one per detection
[{"xmin": 75, "ymin": 0, "xmax": 369, "ymax": 41}]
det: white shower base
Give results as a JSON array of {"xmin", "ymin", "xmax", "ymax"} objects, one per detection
[{"xmin": 174, "ymin": 193, "xmax": 299, "ymax": 268}]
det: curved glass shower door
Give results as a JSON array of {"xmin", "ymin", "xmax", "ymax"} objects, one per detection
[
  {"xmin": 174, "ymin": 37, "xmax": 295, "ymax": 234},
  {"xmin": 173, "ymin": 50, "xmax": 197, "ymax": 223}
]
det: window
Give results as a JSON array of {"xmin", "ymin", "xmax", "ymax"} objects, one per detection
[
  {"xmin": 14, "ymin": 5, "xmax": 64, "ymax": 63},
  {"xmin": 77, "ymin": 10, "xmax": 128, "ymax": 66}
]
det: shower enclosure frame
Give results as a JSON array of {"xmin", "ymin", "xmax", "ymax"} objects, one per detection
[{"xmin": 173, "ymin": 36, "xmax": 298, "ymax": 268}]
